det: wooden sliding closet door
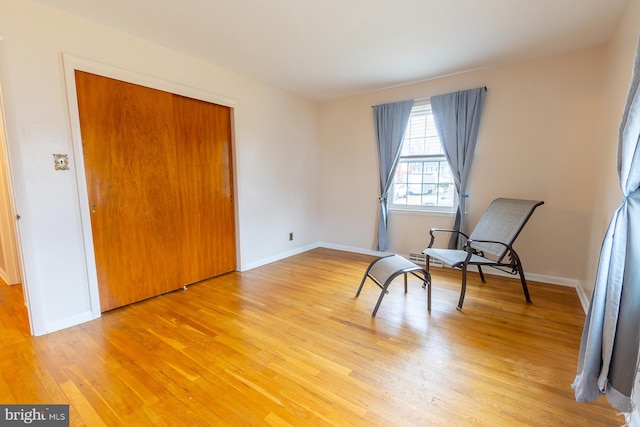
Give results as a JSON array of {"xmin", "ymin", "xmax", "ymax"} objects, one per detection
[
  {"xmin": 75, "ymin": 71, "xmax": 236, "ymax": 312},
  {"xmin": 173, "ymin": 95, "xmax": 236, "ymax": 285}
]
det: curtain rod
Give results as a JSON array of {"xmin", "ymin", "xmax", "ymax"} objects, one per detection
[{"xmin": 372, "ymin": 86, "xmax": 488, "ymax": 108}]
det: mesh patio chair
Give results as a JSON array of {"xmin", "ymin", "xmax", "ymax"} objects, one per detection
[{"xmin": 423, "ymin": 198, "xmax": 544, "ymax": 310}]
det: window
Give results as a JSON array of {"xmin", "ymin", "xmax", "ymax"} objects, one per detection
[{"xmin": 390, "ymin": 100, "xmax": 455, "ymax": 211}]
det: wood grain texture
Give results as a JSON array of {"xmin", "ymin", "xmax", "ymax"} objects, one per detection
[
  {"xmin": 0, "ymin": 250, "xmax": 624, "ymax": 426},
  {"xmin": 76, "ymin": 71, "xmax": 183, "ymax": 312},
  {"xmin": 173, "ymin": 95, "xmax": 236, "ymax": 285},
  {"xmin": 75, "ymin": 71, "xmax": 236, "ymax": 312}
]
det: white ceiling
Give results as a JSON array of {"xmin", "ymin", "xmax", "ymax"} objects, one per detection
[{"xmin": 34, "ymin": 0, "xmax": 629, "ymax": 101}]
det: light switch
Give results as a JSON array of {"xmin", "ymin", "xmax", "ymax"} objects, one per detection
[{"xmin": 53, "ymin": 154, "xmax": 69, "ymax": 171}]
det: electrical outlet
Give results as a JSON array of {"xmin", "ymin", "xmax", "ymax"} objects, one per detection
[{"xmin": 289, "ymin": 232, "xmax": 294, "ymax": 241}]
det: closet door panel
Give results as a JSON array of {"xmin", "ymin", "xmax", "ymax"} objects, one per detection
[
  {"xmin": 76, "ymin": 71, "xmax": 183, "ymax": 312},
  {"xmin": 173, "ymin": 95, "xmax": 236, "ymax": 285}
]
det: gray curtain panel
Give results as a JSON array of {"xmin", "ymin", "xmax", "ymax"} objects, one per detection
[
  {"xmin": 373, "ymin": 100, "xmax": 414, "ymax": 252},
  {"xmin": 572, "ymin": 37, "xmax": 640, "ymax": 413},
  {"xmin": 431, "ymin": 87, "xmax": 486, "ymax": 249}
]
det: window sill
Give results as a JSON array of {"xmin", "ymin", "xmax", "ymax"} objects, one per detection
[{"xmin": 388, "ymin": 207, "xmax": 455, "ymax": 217}]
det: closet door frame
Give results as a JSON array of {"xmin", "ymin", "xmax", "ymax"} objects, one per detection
[{"xmin": 62, "ymin": 54, "xmax": 239, "ymax": 319}]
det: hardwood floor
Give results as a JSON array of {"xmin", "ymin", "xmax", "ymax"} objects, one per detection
[{"xmin": 0, "ymin": 248, "xmax": 624, "ymax": 426}]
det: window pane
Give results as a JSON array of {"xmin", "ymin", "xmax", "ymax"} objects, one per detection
[{"xmin": 391, "ymin": 100, "xmax": 454, "ymax": 210}]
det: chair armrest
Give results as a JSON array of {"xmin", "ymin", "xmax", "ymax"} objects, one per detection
[
  {"xmin": 465, "ymin": 238, "xmax": 514, "ymax": 261},
  {"xmin": 427, "ymin": 228, "xmax": 470, "ymax": 248},
  {"xmin": 466, "ymin": 238, "xmax": 511, "ymax": 250},
  {"xmin": 464, "ymin": 238, "xmax": 522, "ymax": 269}
]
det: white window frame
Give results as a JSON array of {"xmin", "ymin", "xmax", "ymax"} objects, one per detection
[{"xmin": 389, "ymin": 99, "xmax": 456, "ymax": 214}]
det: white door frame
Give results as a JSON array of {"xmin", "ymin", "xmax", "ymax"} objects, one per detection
[{"xmin": 62, "ymin": 54, "xmax": 238, "ymax": 318}]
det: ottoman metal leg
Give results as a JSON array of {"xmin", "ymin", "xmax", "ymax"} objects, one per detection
[{"xmin": 356, "ymin": 255, "xmax": 431, "ymax": 316}]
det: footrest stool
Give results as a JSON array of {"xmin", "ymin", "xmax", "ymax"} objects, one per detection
[{"xmin": 356, "ymin": 254, "xmax": 431, "ymax": 316}]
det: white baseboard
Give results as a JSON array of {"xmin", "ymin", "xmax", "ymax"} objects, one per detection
[
  {"xmin": 316, "ymin": 242, "xmax": 387, "ymax": 257},
  {"xmin": 241, "ymin": 243, "xmax": 583, "ymax": 291},
  {"xmin": 0, "ymin": 267, "xmax": 8, "ymax": 285},
  {"xmin": 454, "ymin": 264, "xmax": 579, "ymax": 289},
  {"xmin": 240, "ymin": 243, "xmax": 389, "ymax": 272},
  {"xmin": 240, "ymin": 243, "xmax": 322, "ymax": 271},
  {"xmin": 240, "ymin": 244, "xmax": 590, "ymax": 312},
  {"xmin": 41, "ymin": 311, "xmax": 98, "ymax": 336},
  {"xmin": 573, "ymin": 283, "xmax": 590, "ymax": 314}
]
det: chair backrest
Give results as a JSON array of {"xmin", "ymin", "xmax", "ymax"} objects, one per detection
[{"xmin": 468, "ymin": 198, "xmax": 544, "ymax": 261}]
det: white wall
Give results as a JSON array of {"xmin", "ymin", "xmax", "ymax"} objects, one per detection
[
  {"xmin": 318, "ymin": 47, "xmax": 606, "ymax": 286},
  {"xmin": 0, "ymin": 0, "xmax": 320, "ymax": 335}
]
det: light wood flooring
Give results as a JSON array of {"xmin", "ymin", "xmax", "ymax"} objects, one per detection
[{"xmin": 0, "ymin": 248, "xmax": 625, "ymax": 426}]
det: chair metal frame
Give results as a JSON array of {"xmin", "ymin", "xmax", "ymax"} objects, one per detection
[{"xmin": 424, "ymin": 198, "xmax": 544, "ymax": 310}]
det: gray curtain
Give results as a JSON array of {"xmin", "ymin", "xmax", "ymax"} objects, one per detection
[
  {"xmin": 373, "ymin": 100, "xmax": 414, "ymax": 251},
  {"xmin": 572, "ymin": 37, "xmax": 640, "ymax": 413},
  {"xmin": 431, "ymin": 87, "xmax": 486, "ymax": 249}
]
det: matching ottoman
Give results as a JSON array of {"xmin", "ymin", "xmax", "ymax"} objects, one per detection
[{"xmin": 355, "ymin": 254, "xmax": 431, "ymax": 316}]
